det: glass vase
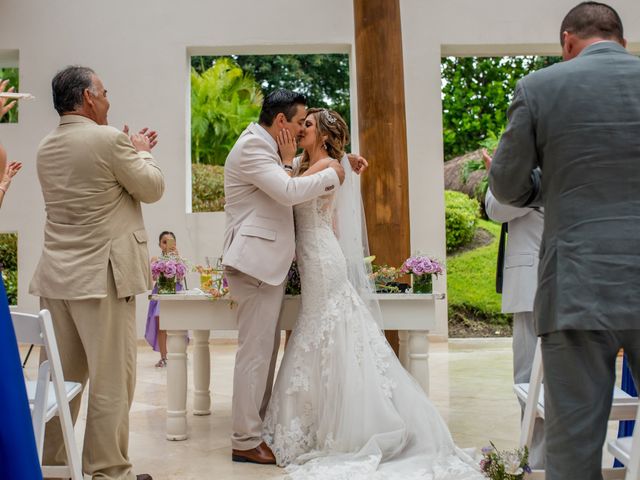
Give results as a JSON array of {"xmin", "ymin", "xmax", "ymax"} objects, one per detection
[
  {"xmin": 157, "ymin": 274, "xmax": 177, "ymax": 294},
  {"xmin": 412, "ymin": 273, "xmax": 432, "ymax": 294},
  {"xmin": 199, "ymin": 273, "xmax": 212, "ymax": 289}
]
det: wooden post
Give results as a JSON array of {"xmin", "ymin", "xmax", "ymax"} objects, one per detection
[{"xmin": 354, "ymin": 0, "xmax": 411, "ymax": 356}]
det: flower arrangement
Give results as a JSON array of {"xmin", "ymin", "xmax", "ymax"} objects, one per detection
[
  {"xmin": 370, "ymin": 264, "xmax": 402, "ymax": 293},
  {"xmin": 151, "ymin": 254, "xmax": 188, "ymax": 294},
  {"xmin": 400, "ymin": 255, "xmax": 444, "ymax": 277},
  {"xmin": 400, "ymin": 254, "xmax": 444, "ymax": 294},
  {"xmin": 285, "ymin": 261, "xmax": 301, "ymax": 296},
  {"xmin": 480, "ymin": 443, "xmax": 530, "ymax": 480},
  {"xmin": 195, "ymin": 264, "xmax": 229, "ymax": 298}
]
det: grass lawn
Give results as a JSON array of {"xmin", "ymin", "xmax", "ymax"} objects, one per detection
[{"xmin": 447, "ymin": 219, "xmax": 511, "ymax": 329}]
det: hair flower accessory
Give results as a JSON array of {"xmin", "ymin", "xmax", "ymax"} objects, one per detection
[{"xmin": 322, "ymin": 109, "xmax": 337, "ymax": 124}]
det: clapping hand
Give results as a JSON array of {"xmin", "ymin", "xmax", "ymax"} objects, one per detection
[
  {"xmin": 0, "ymin": 161, "xmax": 22, "ymax": 191},
  {"xmin": 481, "ymin": 148, "xmax": 492, "ymax": 171},
  {"xmin": 123, "ymin": 125, "xmax": 159, "ymax": 152},
  {"xmin": 0, "ymin": 79, "xmax": 17, "ymax": 120},
  {"xmin": 276, "ymin": 129, "xmax": 297, "ymax": 167}
]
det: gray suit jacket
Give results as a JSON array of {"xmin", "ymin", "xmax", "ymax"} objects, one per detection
[
  {"xmin": 30, "ymin": 115, "xmax": 164, "ymax": 300},
  {"xmin": 485, "ymin": 189, "xmax": 543, "ymax": 314},
  {"xmin": 489, "ymin": 42, "xmax": 640, "ymax": 335}
]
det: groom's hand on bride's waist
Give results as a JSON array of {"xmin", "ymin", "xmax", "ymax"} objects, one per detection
[{"xmin": 330, "ymin": 160, "xmax": 345, "ymax": 185}]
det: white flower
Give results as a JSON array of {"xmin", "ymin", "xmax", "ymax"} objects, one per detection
[{"xmin": 504, "ymin": 452, "xmax": 523, "ymax": 475}]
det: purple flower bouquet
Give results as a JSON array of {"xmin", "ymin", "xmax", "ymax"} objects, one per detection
[
  {"xmin": 400, "ymin": 255, "xmax": 444, "ymax": 294},
  {"xmin": 151, "ymin": 255, "xmax": 188, "ymax": 294}
]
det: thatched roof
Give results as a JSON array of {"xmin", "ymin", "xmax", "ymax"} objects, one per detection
[{"xmin": 443, "ymin": 148, "xmax": 486, "ymax": 200}]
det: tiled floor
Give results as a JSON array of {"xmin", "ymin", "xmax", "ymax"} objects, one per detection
[{"xmin": 22, "ymin": 337, "xmax": 623, "ymax": 479}]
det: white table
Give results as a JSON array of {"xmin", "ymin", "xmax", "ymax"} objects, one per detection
[{"xmin": 153, "ymin": 291, "xmax": 444, "ymax": 440}]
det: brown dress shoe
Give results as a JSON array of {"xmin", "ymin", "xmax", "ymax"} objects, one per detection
[
  {"xmin": 232, "ymin": 441, "xmax": 276, "ymax": 464},
  {"xmin": 136, "ymin": 475, "xmax": 153, "ymax": 480}
]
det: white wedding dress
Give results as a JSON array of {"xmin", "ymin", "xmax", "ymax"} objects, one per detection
[{"xmin": 262, "ymin": 193, "xmax": 484, "ymax": 480}]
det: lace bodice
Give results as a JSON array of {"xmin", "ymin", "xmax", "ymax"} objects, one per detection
[{"xmin": 293, "ymin": 195, "xmax": 351, "ymax": 301}]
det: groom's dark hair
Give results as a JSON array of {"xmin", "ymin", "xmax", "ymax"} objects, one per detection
[{"xmin": 259, "ymin": 89, "xmax": 307, "ymax": 127}]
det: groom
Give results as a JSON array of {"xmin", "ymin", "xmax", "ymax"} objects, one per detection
[{"xmin": 223, "ymin": 89, "xmax": 350, "ymax": 463}]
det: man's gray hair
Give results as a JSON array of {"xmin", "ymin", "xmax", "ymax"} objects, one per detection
[{"xmin": 51, "ymin": 66, "xmax": 96, "ymax": 116}]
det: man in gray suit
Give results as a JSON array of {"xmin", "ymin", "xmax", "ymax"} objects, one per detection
[
  {"xmin": 489, "ymin": 3, "xmax": 640, "ymax": 478},
  {"xmin": 484, "ymin": 174, "xmax": 545, "ymax": 468}
]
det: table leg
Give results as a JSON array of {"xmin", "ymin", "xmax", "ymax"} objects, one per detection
[
  {"xmin": 192, "ymin": 330, "xmax": 211, "ymax": 415},
  {"xmin": 166, "ymin": 329, "xmax": 188, "ymax": 440},
  {"xmin": 407, "ymin": 330, "xmax": 430, "ymax": 394},
  {"xmin": 398, "ymin": 330, "xmax": 409, "ymax": 367}
]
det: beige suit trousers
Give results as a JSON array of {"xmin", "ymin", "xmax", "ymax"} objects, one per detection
[
  {"xmin": 40, "ymin": 264, "xmax": 137, "ymax": 480},
  {"xmin": 225, "ymin": 267, "xmax": 286, "ymax": 450}
]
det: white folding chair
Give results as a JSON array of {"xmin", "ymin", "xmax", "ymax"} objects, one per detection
[
  {"xmin": 12, "ymin": 309, "xmax": 83, "ymax": 480},
  {"xmin": 513, "ymin": 338, "xmax": 637, "ymax": 479},
  {"xmin": 608, "ymin": 396, "xmax": 640, "ymax": 480}
]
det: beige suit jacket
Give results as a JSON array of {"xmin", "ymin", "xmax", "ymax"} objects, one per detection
[
  {"xmin": 222, "ymin": 123, "xmax": 339, "ymax": 285},
  {"xmin": 29, "ymin": 115, "xmax": 165, "ymax": 300}
]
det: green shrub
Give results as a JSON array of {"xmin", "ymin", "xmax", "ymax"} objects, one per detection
[
  {"xmin": 191, "ymin": 58, "xmax": 262, "ymax": 166},
  {"xmin": 2, "ymin": 269, "xmax": 17, "ymax": 305},
  {"xmin": 0, "ymin": 232, "xmax": 17, "ymax": 304},
  {"xmin": 192, "ymin": 164, "xmax": 225, "ymax": 212},
  {"xmin": 445, "ymin": 190, "xmax": 479, "ymax": 252}
]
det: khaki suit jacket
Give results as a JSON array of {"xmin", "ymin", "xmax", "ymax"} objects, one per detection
[
  {"xmin": 29, "ymin": 115, "xmax": 164, "ymax": 300},
  {"xmin": 222, "ymin": 123, "xmax": 339, "ymax": 285}
]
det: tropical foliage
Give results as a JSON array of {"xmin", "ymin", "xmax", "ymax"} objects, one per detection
[
  {"xmin": 0, "ymin": 68, "xmax": 19, "ymax": 123},
  {"xmin": 191, "ymin": 164, "xmax": 225, "ymax": 212},
  {"xmin": 0, "ymin": 233, "xmax": 18, "ymax": 305},
  {"xmin": 191, "ymin": 58, "xmax": 262, "ymax": 166},
  {"xmin": 192, "ymin": 54, "xmax": 350, "ymax": 126},
  {"xmin": 441, "ymin": 56, "xmax": 560, "ymax": 160}
]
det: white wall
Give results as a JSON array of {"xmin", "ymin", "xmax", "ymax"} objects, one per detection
[{"xmin": 2, "ymin": 0, "xmax": 639, "ymax": 339}]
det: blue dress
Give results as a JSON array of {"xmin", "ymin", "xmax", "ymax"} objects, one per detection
[{"xmin": 0, "ymin": 278, "xmax": 42, "ymax": 479}]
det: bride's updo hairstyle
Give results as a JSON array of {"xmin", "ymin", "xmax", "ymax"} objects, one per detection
[{"xmin": 298, "ymin": 108, "xmax": 349, "ymax": 175}]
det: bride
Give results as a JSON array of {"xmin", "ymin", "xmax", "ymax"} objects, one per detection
[{"xmin": 261, "ymin": 107, "xmax": 483, "ymax": 479}]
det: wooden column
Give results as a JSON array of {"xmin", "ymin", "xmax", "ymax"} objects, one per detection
[{"xmin": 354, "ymin": 0, "xmax": 411, "ymax": 355}]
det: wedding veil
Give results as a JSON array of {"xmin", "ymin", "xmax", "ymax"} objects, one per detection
[{"xmin": 334, "ymin": 154, "xmax": 384, "ymax": 329}]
